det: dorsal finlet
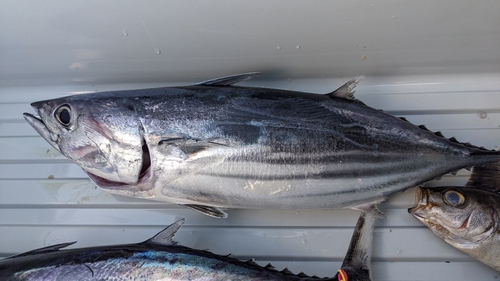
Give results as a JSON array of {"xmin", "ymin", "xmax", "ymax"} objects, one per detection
[
  {"xmin": 145, "ymin": 218, "xmax": 185, "ymax": 246},
  {"xmin": 194, "ymin": 72, "xmax": 262, "ymax": 86},
  {"xmin": 327, "ymin": 76, "xmax": 364, "ymax": 100}
]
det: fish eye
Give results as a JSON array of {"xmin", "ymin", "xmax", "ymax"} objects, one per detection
[
  {"xmin": 443, "ymin": 190, "xmax": 465, "ymax": 206},
  {"xmin": 54, "ymin": 105, "xmax": 72, "ymax": 127}
]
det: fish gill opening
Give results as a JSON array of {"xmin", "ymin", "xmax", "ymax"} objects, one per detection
[{"xmin": 139, "ymin": 137, "xmax": 151, "ymax": 180}]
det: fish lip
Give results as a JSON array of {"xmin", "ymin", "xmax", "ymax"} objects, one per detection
[
  {"xmin": 408, "ymin": 187, "xmax": 428, "ymax": 215},
  {"xmin": 23, "ymin": 112, "xmax": 61, "ymax": 152}
]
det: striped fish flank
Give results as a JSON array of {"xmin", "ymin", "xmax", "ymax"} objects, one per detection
[{"xmin": 23, "ymin": 73, "xmax": 500, "ymax": 218}]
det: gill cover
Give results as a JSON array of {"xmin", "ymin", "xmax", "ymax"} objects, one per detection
[{"xmin": 25, "ymin": 96, "xmax": 146, "ymax": 185}]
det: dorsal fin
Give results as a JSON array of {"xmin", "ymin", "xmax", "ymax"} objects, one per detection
[
  {"xmin": 6, "ymin": 241, "xmax": 77, "ymax": 259},
  {"xmin": 326, "ymin": 76, "xmax": 364, "ymax": 100},
  {"xmin": 144, "ymin": 219, "xmax": 185, "ymax": 246},
  {"xmin": 194, "ymin": 72, "xmax": 262, "ymax": 86}
]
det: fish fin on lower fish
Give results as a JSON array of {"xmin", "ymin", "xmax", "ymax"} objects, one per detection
[
  {"xmin": 6, "ymin": 241, "xmax": 77, "ymax": 259},
  {"xmin": 326, "ymin": 76, "xmax": 364, "ymax": 101},
  {"xmin": 182, "ymin": 204, "xmax": 229, "ymax": 218},
  {"xmin": 349, "ymin": 200, "xmax": 386, "ymax": 218},
  {"xmin": 144, "ymin": 218, "xmax": 185, "ymax": 246},
  {"xmin": 194, "ymin": 72, "xmax": 262, "ymax": 86},
  {"xmin": 337, "ymin": 208, "xmax": 378, "ymax": 281},
  {"xmin": 466, "ymin": 162, "xmax": 500, "ymax": 193}
]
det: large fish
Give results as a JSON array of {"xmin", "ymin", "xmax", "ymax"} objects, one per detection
[
  {"xmin": 408, "ymin": 165, "xmax": 500, "ymax": 272},
  {"xmin": 0, "ymin": 217, "xmax": 374, "ymax": 280},
  {"xmin": 23, "ymin": 72, "xmax": 500, "ymax": 218}
]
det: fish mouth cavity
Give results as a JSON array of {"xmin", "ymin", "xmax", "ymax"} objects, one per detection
[{"xmin": 408, "ymin": 187, "xmax": 428, "ymax": 215}]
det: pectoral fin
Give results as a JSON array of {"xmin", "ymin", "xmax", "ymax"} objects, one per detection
[
  {"xmin": 158, "ymin": 137, "xmax": 230, "ymax": 158},
  {"xmin": 182, "ymin": 204, "xmax": 228, "ymax": 218}
]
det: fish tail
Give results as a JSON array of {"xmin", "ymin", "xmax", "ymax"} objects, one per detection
[{"xmin": 466, "ymin": 160, "xmax": 500, "ymax": 193}]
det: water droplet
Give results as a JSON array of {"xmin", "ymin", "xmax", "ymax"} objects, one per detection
[
  {"xmin": 478, "ymin": 111, "xmax": 488, "ymax": 119},
  {"xmin": 363, "ymin": 46, "xmax": 367, "ymax": 48},
  {"xmin": 295, "ymin": 211, "xmax": 300, "ymax": 215},
  {"xmin": 302, "ymin": 238, "xmax": 308, "ymax": 244},
  {"xmin": 154, "ymin": 48, "xmax": 161, "ymax": 54},
  {"xmin": 360, "ymin": 55, "xmax": 367, "ymax": 60},
  {"xmin": 296, "ymin": 45, "xmax": 300, "ymax": 49},
  {"xmin": 122, "ymin": 29, "xmax": 128, "ymax": 36},
  {"xmin": 392, "ymin": 15, "xmax": 397, "ymax": 19},
  {"xmin": 354, "ymin": 44, "xmax": 358, "ymax": 47},
  {"xmin": 371, "ymin": 4, "xmax": 375, "ymax": 7},
  {"xmin": 350, "ymin": 22, "xmax": 354, "ymax": 25},
  {"xmin": 48, "ymin": 174, "xmax": 54, "ymax": 179},
  {"xmin": 276, "ymin": 46, "xmax": 281, "ymax": 50}
]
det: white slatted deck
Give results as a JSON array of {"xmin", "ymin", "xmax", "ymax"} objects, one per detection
[{"xmin": 1, "ymin": 1, "xmax": 500, "ymax": 280}]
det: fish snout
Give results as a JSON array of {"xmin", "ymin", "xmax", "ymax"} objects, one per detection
[{"xmin": 23, "ymin": 112, "xmax": 61, "ymax": 152}]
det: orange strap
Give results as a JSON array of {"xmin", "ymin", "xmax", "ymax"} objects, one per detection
[{"xmin": 337, "ymin": 269, "xmax": 348, "ymax": 281}]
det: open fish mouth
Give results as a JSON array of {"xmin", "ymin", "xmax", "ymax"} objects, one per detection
[
  {"xmin": 85, "ymin": 138, "xmax": 152, "ymax": 191},
  {"xmin": 407, "ymin": 187, "xmax": 429, "ymax": 216}
]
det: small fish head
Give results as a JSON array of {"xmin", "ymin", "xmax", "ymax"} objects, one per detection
[
  {"xmin": 24, "ymin": 95, "xmax": 150, "ymax": 186},
  {"xmin": 409, "ymin": 187, "xmax": 496, "ymax": 247}
]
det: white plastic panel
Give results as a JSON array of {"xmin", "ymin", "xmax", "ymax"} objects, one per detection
[{"xmin": 1, "ymin": 1, "xmax": 499, "ymax": 280}]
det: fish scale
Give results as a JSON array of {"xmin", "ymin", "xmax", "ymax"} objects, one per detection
[
  {"xmin": 0, "ymin": 219, "xmax": 338, "ymax": 280},
  {"xmin": 23, "ymin": 73, "xmax": 500, "ymax": 218}
]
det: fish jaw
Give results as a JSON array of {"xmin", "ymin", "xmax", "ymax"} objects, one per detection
[
  {"xmin": 409, "ymin": 187, "xmax": 491, "ymax": 246},
  {"xmin": 408, "ymin": 187, "xmax": 453, "ymax": 240},
  {"xmin": 23, "ymin": 112, "xmax": 61, "ymax": 153}
]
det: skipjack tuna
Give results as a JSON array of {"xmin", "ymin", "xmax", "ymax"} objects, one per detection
[
  {"xmin": 0, "ymin": 218, "xmax": 374, "ymax": 280},
  {"xmin": 24, "ymin": 72, "xmax": 500, "ymax": 218},
  {"xmin": 409, "ymin": 164, "xmax": 500, "ymax": 272}
]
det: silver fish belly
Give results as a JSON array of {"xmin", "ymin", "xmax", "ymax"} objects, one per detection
[{"xmin": 23, "ymin": 73, "xmax": 500, "ymax": 217}]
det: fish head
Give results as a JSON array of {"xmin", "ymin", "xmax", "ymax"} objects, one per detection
[
  {"xmin": 408, "ymin": 186, "xmax": 497, "ymax": 247},
  {"xmin": 23, "ymin": 94, "xmax": 151, "ymax": 187}
]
